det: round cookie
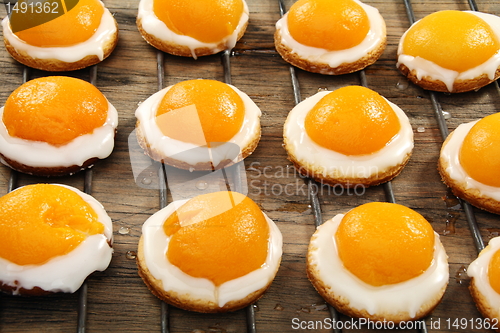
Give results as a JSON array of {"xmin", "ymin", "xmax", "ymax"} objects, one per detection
[
  {"xmin": 134, "ymin": 79, "xmax": 261, "ymax": 171},
  {"xmin": 274, "ymin": 0, "xmax": 386, "ymax": 75},
  {"xmin": 438, "ymin": 113, "xmax": 500, "ymax": 215},
  {"xmin": 467, "ymin": 237, "xmax": 500, "ymax": 331},
  {"xmin": 0, "ymin": 76, "xmax": 118, "ymax": 177},
  {"xmin": 0, "ymin": 184, "xmax": 113, "ymax": 296},
  {"xmin": 136, "ymin": 191, "xmax": 283, "ymax": 313},
  {"xmin": 2, "ymin": 0, "xmax": 118, "ymax": 71},
  {"xmin": 283, "ymin": 86, "xmax": 413, "ymax": 187},
  {"xmin": 307, "ymin": 202, "xmax": 449, "ymax": 323},
  {"xmin": 397, "ymin": 10, "xmax": 500, "ymax": 93},
  {"xmin": 136, "ymin": 0, "xmax": 249, "ymax": 58}
]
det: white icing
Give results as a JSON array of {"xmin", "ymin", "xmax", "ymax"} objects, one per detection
[
  {"xmin": 0, "ymin": 184, "xmax": 113, "ymax": 294},
  {"xmin": 0, "ymin": 101, "xmax": 118, "ymax": 169},
  {"xmin": 275, "ymin": 0, "xmax": 386, "ymax": 72},
  {"xmin": 283, "ymin": 90, "xmax": 414, "ymax": 180},
  {"xmin": 309, "ymin": 214, "xmax": 449, "ymax": 318},
  {"xmin": 137, "ymin": 0, "xmax": 249, "ymax": 58},
  {"xmin": 1, "ymin": 1, "xmax": 117, "ymax": 63},
  {"xmin": 440, "ymin": 120, "xmax": 500, "ymax": 201},
  {"xmin": 141, "ymin": 198, "xmax": 283, "ymax": 307},
  {"xmin": 134, "ymin": 82, "xmax": 261, "ymax": 167},
  {"xmin": 467, "ymin": 236, "xmax": 500, "ymax": 316},
  {"xmin": 397, "ymin": 11, "xmax": 500, "ymax": 92}
]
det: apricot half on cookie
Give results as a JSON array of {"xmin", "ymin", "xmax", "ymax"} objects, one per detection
[
  {"xmin": 0, "ymin": 76, "xmax": 118, "ymax": 177},
  {"xmin": 275, "ymin": 0, "xmax": 387, "ymax": 74},
  {"xmin": 307, "ymin": 202, "xmax": 449, "ymax": 322},
  {"xmin": 438, "ymin": 112, "xmax": 500, "ymax": 214},
  {"xmin": 135, "ymin": 79, "xmax": 261, "ymax": 171},
  {"xmin": 0, "ymin": 183, "xmax": 113, "ymax": 295},
  {"xmin": 2, "ymin": 0, "xmax": 118, "ymax": 71},
  {"xmin": 137, "ymin": 0, "xmax": 249, "ymax": 58},
  {"xmin": 283, "ymin": 85, "xmax": 413, "ymax": 187},
  {"xmin": 137, "ymin": 191, "xmax": 282, "ymax": 313},
  {"xmin": 397, "ymin": 10, "xmax": 500, "ymax": 93}
]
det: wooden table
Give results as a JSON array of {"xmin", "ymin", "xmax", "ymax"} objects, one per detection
[{"xmin": 1, "ymin": 0, "xmax": 499, "ymax": 332}]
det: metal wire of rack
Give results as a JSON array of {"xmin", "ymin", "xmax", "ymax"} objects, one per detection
[
  {"xmin": 77, "ymin": 63, "xmax": 100, "ymax": 333},
  {"xmin": 154, "ymin": 49, "xmax": 171, "ymax": 333},
  {"xmin": 401, "ymin": 0, "xmax": 487, "ymax": 256}
]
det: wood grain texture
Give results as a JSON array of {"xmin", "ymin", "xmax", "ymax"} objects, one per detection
[{"xmin": 1, "ymin": 0, "xmax": 500, "ymax": 332}]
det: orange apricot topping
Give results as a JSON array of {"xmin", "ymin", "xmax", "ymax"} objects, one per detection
[
  {"xmin": 0, "ymin": 184, "xmax": 103, "ymax": 266},
  {"xmin": 305, "ymin": 86, "xmax": 400, "ymax": 155},
  {"xmin": 163, "ymin": 191, "xmax": 269, "ymax": 286},
  {"xmin": 287, "ymin": 0, "xmax": 370, "ymax": 51},
  {"xmin": 336, "ymin": 202, "xmax": 435, "ymax": 286},
  {"xmin": 402, "ymin": 10, "xmax": 500, "ymax": 73},
  {"xmin": 13, "ymin": 0, "xmax": 104, "ymax": 47},
  {"xmin": 3, "ymin": 76, "xmax": 108, "ymax": 146},
  {"xmin": 153, "ymin": 0, "xmax": 244, "ymax": 43},
  {"xmin": 488, "ymin": 249, "xmax": 500, "ymax": 294},
  {"xmin": 155, "ymin": 79, "xmax": 245, "ymax": 146},
  {"xmin": 459, "ymin": 113, "xmax": 500, "ymax": 187}
]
